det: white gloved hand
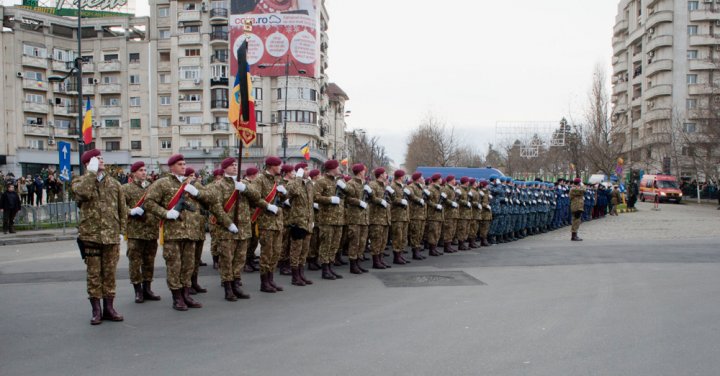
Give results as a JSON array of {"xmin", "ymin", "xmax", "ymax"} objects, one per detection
[
  {"xmin": 184, "ymin": 184, "xmax": 199, "ymax": 197},
  {"xmin": 130, "ymin": 207, "xmax": 144, "ymax": 216},
  {"xmin": 477, "ymin": 203, "xmax": 482, "ymax": 209},
  {"xmin": 296, "ymin": 168, "xmax": 305, "ymax": 179},
  {"xmin": 385, "ymin": 186, "xmax": 395, "ymax": 194},
  {"xmin": 277, "ymin": 185, "xmax": 287, "ymax": 195},
  {"xmin": 436, "ymin": 204, "xmax": 443, "ymax": 210},
  {"xmin": 468, "ymin": 191, "xmax": 474, "ymax": 197},
  {"xmin": 330, "ymin": 196, "xmax": 341, "ymax": 205},
  {"xmin": 423, "ymin": 189, "xmax": 430, "ymax": 196},
  {"xmin": 467, "ymin": 202, "xmax": 472, "ymax": 208},
  {"xmin": 283, "ymin": 199, "xmax": 291, "ymax": 207},
  {"xmin": 451, "ymin": 201, "xmax": 458, "ymax": 208},
  {"xmin": 363, "ymin": 184, "xmax": 373, "ymax": 194},
  {"xmin": 455, "ymin": 188, "xmax": 461, "ymax": 195},
  {"xmin": 228, "ymin": 223, "xmax": 239, "ymax": 234},
  {"xmin": 403, "ymin": 188, "xmax": 411, "ymax": 196},
  {"xmin": 266, "ymin": 204, "xmax": 279, "ymax": 214},
  {"xmin": 87, "ymin": 157, "xmax": 99, "ymax": 173},
  {"xmin": 380, "ymin": 199, "xmax": 388, "ymax": 208},
  {"xmin": 440, "ymin": 192, "xmax": 447, "ymax": 199},
  {"xmin": 166, "ymin": 209, "xmax": 180, "ymax": 220},
  {"xmin": 336, "ymin": 180, "xmax": 347, "ymax": 190},
  {"xmin": 313, "ymin": 203, "xmax": 319, "ymax": 210},
  {"xmin": 479, "ymin": 191, "xmax": 485, "ymax": 197},
  {"xmin": 235, "ymin": 181, "xmax": 247, "ymax": 192},
  {"xmin": 120, "ymin": 234, "xmax": 124, "ymax": 242},
  {"xmin": 401, "ymin": 199, "xmax": 408, "ymax": 206},
  {"xmin": 485, "ymin": 204, "xmax": 491, "ymax": 210},
  {"xmin": 489, "ymin": 194, "xmax": 493, "ymax": 199},
  {"xmin": 359, "ymin": 201, "xmax": 368, "ymax": 209},
  {"xmin": 419, "ymin": 199, "xmax": 425, "ymax": 206}
]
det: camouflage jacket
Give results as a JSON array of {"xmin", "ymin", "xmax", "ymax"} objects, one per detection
[
  {"xmin": 368, "ymin": 180, "xmax": 391, "ymax": 226},
  {"xmin": 183, "ymin": 181, "xmax": 213, "ymax": 241},
  {"xmin": 458, "ymin": 185, "xmax": 472, "ymax": 220},
  {"xmin": 441, "ymin": 184, "xmax": 459, "ymax": 220},
  {"xmin": 426, "ymin": 183, "xmax": 444, "ymax": 222},
  {"xmin": 469, "ymin": 187, "xmax": 482, "ymax": 220},
  {"xmin": 408, "ymin": 182, "xmax": 427, "ymax": 220},
  {"xmin": 248, "ymin": 171, "xmax": 285, "ymax": 231},
  {"xmin": 314, "ymin": 174, "xmax": 345, "ymax": 226},
  {"xmin": 480, "ymin": 187, "xmax": 493, "ymax": 220},
  {"xmin": 122, "ymin": 180, "xmax": 159, "ymax": 240},
  {"xmin": 344, "ymin": 177, "xmax": 369, "ymax": 226},
  {"xmin": 211, "ymin": 176, "xmax": 253, "ymax": 240},
  {"xmin": 570, "ymin": 186, "xmax": 587, "ymax": 213},
  {"xmin": 144, "ymin": 175, "xmax": 215, "ymax": 242},
  {"xmin": 611, "ymin": 190, "xmax": 622, "ymax": 205},
  {"xmin": 390, "ymin": 180, "xmax": 409, "ymax": 222},
  {"xmin": 72, "ymin": 172, "xmax": 127, "ymax": 245},
  {"xmin": 285, "ymin": 177, "xmax": 314, "ymax": 232}
]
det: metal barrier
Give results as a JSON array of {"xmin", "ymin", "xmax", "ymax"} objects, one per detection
[{"xmin": 1, "ymin": 201, "xmax": 79, "ymax": 231}]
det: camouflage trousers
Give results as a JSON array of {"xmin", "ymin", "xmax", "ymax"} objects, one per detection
[
  {"xmin": 571, "ymin": 211, "xmax": 582, "ymax": 233},
  {"xmin": 259, "ymin": 229, "xmax": 282, "ymax": 274},
  {"xmin": 442, "ymin": 218, "xmax": 457, "ymax": 243},
  {"xmin": 318, "ymin": 225, "xmax": 343, "ymax": 264},
  {"xmin": 280, "ymin": 227, "xmax": 291, "ymax": 263},
  {"xmin": 456, "ymin": 219, "xmax": 469, "ymax": 243},
  {"xmin": 408, "ymin": 220, "xmax": 425, "ymax": 248},
  {"xmin": 126, "ymin": 238, "xmax": 158, "ymax": 285},
  {"xmin": 218, "ymin": 239, "xmax": 248, "ymax": 282},
  {"xmin": 192, "ymin": 239, "xmax": 204, "ymax": 275},
  {"xmin": 479, "ymin": 220, "xmax": 491, "ymax": 239},
  {"xmin": 209, "ymin": 225, "xmax": 220, "ymax": 257},
  {"xmin": 391, "ymin": 221, "xmax": 408, "ymax": 252},
  {"xmin": 309, "ymin": 226, "xmax": 320, "ymax": 258},
  {"xmin": 163, "ymin": 240, "xmax": 196, "ymax": 290},
  {"xmin": 345, "ymin": 224, "xmax": 369, "ymax": 260},
  {"xmin": 425, "ymin": 220, "xmax": 442, "ymax": 247},
  {"xmin": 289, "ymin": 232, "xmax": 312, "ymax": 267},
  {"xmin": 248, "ymin": 224, "xmax": 259, "ymax": 260},
  {"xmin": 85, "ymin": 243, "xmax": 120, "ymax": 299},
  {"xmin": 368, "ymin": 225, "xmax": 389, "ymax": 256},
  {"xmin": 468, "ymin": 219, "xmax": 480, "ymax": 241}
]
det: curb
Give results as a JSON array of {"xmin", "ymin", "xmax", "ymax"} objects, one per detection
[{"xmin": 0, "ymin": 235, "xmax": 77, "ymax": 246}]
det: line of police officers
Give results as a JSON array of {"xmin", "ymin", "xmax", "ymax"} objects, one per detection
[{"xmin": 73, "ymin": 149, "xmax": 588, "ymax": 325}]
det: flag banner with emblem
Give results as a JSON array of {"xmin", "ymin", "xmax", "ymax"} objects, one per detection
[
  {"xmin": 300, "ymin": 142, "xmax": 310, "ymax": 160},
  {"xmin": 229, "ymin": 40, "xmax": 257, "ymax": 146},
  {"xmin": 82, "ymin": 98, "xmax": 93, "ymax": 145}
]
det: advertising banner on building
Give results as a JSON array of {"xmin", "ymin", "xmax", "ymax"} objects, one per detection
[{"xmin": 230, "ymin": 0, "xmax": 320, "ymax": 78}]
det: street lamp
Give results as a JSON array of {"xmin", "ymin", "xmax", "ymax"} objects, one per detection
[{"xmin": 332, "ymin": 107, "xmax": 350, "ymax": 159}]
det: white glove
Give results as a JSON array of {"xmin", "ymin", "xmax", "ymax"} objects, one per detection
[
  {"xmin": 468, "ymin": 191, "xmax": 474, "ymax": 197},
  {"xmin": 283, "ymin": 199, "xmax": 290, "ymax": 207},
  {"xmin": 228, "ymin": 223, "xmax": 239, "ymax": 234},
  {"xmin": 440, "ymin": 192, "xmax": 447, "ymax": 199},
  {"xmin": 363, "ymin": 184, "xmax": 373, "ymax": 194},
  {"xmin": 479, "ymin": 191, "xmax": 485, "ymax": 197},
  {"xmin": 455, "ymin": 188, "xmax": 461, "ymax": 195},
  {"xmin": 184, "ymin": 184, "xmax": 199, "ymax": 197},
  {"xmin": 130, "ymin": 207, "xmax": 144, "ymax": 216},
  {"xmin": 277, "ymin": 185, "xmax": 287, "ymax": 195},
  {"xmin": 401, "ymin": 199, "xmax": 408, "ymax": 206},
  {"xmin": 419, "ymin": 199, "xmax": 425, "ymax": 206},
  {"xmin": 296, "ymin": 168, "xmax": 305, "ymax": 179},
  {"xmin": 467, "ymin": 202, "xmax": 472, "ymax": 208},
  {"xmin": 336, "ymin": 180, "xmax": 346, "ymax": 190},
  {"xmin": 235, "ymin": 181, "xmax": 247, "ymax": 192},
  {"xmin": 359, "ymin": 201, "xmax": 368, "ymax": 209},
  {"xmin": 403, "ymin": 188, "xmax": 411, "ymax": 195},
  {"xmin": 380, "ymin": 199, "xmax": 388, "ymax": 208},
  {"xmin": 313, "ymin": 203, "xmax": 319, "ymax": 210},
  {"xmin": 485, "ymin": 205, "xmax": 491, "ymax": 210},
  {"xmin": 166, "ymin": 209, "xmax": 180, "ymax": 220},
  {"xmin": 266, "ymin": 204, "xmax": 279, "ymax": 214},
  {"xmin": 423, "ymin": 189, "xmax": 430, "ymax": 196},
  {"xmin": 477, "ymin": 203, "xmax": 482, "ymax": 209},
  {"xmin": 385, "ymin": 186, "xmax": 395, "ymax": 194},
  {"xmin": 87, "ymin": 157, "xmax": 99, "ymax": 173},
  {"xmin": 436, "ymin": 204, "xmax": 443, "ymax": 210},
  {"xmin": 515, "ymin": 199, "xmax": 520, "ymax": 205},
  {"xmin": 451, "ymin": 201, "xmax": 458, "ymax": 208},
  {"xmin": 120, "ymin": 234, "xmax": 124, "ymax": 242},
  {"xmin": 489, "ymin": 194, "xmax": 493, "ymax": 199},
  {"xmin": 330, "ymin": 196, "xmax": 340, "ymax": 205}
]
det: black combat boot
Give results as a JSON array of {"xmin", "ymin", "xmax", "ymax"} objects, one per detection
[
  {"xmin": 321, "ymin": 263, "xmax": 337, "ymax": 279},
  {"xmin": 212, "ymin": 255, "xmax": 219, "ymax": 270},
  {"xmin": 571, "ymin": 232, "xmax": 583, "ymax": 241},
  {"xmin": 223, "ymin": 281, "xmax": 238, "ymax": 302},
  {"xmin": 307, "ymin": 257, "xmax": 321, "ymax": 271},
  {"xmin": 412, "ymin": 248, "xmax": 424, "ymax": 260},
  {"xmin": 349, "ymin": 259, "xmax": 362, "ymax": 274},
  {"xmin": 334, "ymin": 252, "xmax": 348, "ymax": 266},
  {"xmin": 328, "ymin": 263, "xmax": 343, "ymax": 279},
  {"xmin": 182, "ymin": 287, "xmax": 203, "ymax": 308},
  {"xmin": 291, "ymin": 268, "xmax": 306, "ymax": 285},
  {"xmin": 279, "ymin": 260, "xmax": 292, "ymax": 276},
  {"xmin": 481, "ymin": 237, "xmax": 490, "ymax": 247},
  {"xmin": 101, "ymin": 297, "xmax": 124, "ymax": 321},
  {"xmin": 393, "ymin": 252, "xmax": 407, "ymax": 265},
  {"xmin": 356, "ymin": 258, "xmax": 369, "ymax": 273},
  {"xmin": 268, "ymin": 272, "xmax": 284, "ymax": 291},
  {"xmin": 260, "ymin": 273, "xmax": 277, "ymax": 293},
  {"xmin": 133, "ymin": 283, "xmax": 144, "ymax": 303},
  {"xmin": 191, "ymin": 274, "xmax": 207, "ymax": 294},
  {"xmin": 171, "ymin": 289, "xmax": 188, "ymax": 311},
  {"xmin": 372, "ymin": 255, "xmax": 386, "ymax": 269},
  {"xmin": 299, "ymin": 266, "xmax": 314, "ymax": 284},
  {"xmin": 90, "ymin": 298, "xmax": 102, "ymax": 325},
  {"xmin": 380, "ymin": 254, "xmax": 392, "ymax": 268},
  {"xmin": 232, "ymin": 279, "xmax": 250, "ymax": 298},
  {"xmin": 143, "ymin": 281, "xmax": 161, "ymax": 301},
  {"xmin": 429, "ymin": 244, "xmax": 441, "ymax": 256}
]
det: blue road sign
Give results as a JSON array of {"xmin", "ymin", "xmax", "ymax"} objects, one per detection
[{"xmin": 58, "ymin": 141, "xmax": 72, "ymax": 182}]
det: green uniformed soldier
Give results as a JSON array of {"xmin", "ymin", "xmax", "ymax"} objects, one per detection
[
  {"xmin": 209, "ymin": 168, "xmax": 224, "ymax": 270},
  {"xmin": 278, "ymin": 165, "xmax": 296, "ymax": 276},
  {"xmin": 243, "ymin": 167, "xmax": 260, "ymax": 273},
  {"xmin": 368, "ymin": 167, "xmax": 392, "ymax": 269},
  {"xmin": 73, "ymin": 149, "xmax": 127, "ymax": 325},
  {"xmin": 441, "ymin": 175, "xmax": 460, "ymax": 253},
  {"xmin": 182, "ymin": 167, "xmax": 209, "ymax": 296},
  {"xmin": 122, "ymin": 161, "xmax": 161, "ymax": 304},
  {"xmin": 407, "ymin": 172, "xmax": 427, "ymax": 260},
  {"xmin": 456, "ymin": 177, "xmax": 472, "ymax": 250},
  {"xmin": 425, "ymin": 173, "xmax": 444, "ymax": 256},
  {"xmin": 284, "ymin": 163, "xmax": 315, "ymax": 285},
  {"xmin": 467, "ymin": 178, "xmax": 481, "ymax": 248},
  {"xmin": 344, "ymin": 164, "xmax": 371, "ymax": 274},
  {"xmin": 569, "ymin": 177, "xmax": 586, "ymax": 241},
  {"xmin": 389, "ymin": 170, "xmax": 411, "ymax": 265},
  {"xmin": 314, "ymin": 160, "xmax": 345, "ymax": 280},
  {"xmin": 306, "ymin": 169, "xmax": 322, "ymax": 270},
  {"xmin": 479, "ymin": 180, "xmax": 493, "ymax": 246}
]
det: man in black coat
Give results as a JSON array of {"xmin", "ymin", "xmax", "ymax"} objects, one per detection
[{"xmin": 1, "ymin": 184, "xmax": 22, "ymax": 233}]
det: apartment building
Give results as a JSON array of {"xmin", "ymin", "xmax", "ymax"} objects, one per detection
[{"xmin": 611, "ymin": 0, "xmax": 720, "ymax": 176}]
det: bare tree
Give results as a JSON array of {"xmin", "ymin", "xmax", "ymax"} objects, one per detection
[
  {"xmin": 350, "ymin": 133, "xmax": 393, "ymax": 170},
  {"xmin": 404, "ymin": 113, "xmax": 462, "ymax": 171},
  {"xmin": 580, "ymin": 65, "xmax": 622, "ymax": 176}
]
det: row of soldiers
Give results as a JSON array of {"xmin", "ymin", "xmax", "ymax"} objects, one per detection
[{"xmin": 73, "ymin": 148, "xmax": 588, "ymax": 325}]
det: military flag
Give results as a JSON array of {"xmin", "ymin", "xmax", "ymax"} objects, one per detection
[
  {"xmin": 229, "ymin": 40, "xmax": 257, "ymax": 146},
  {"xmin": 300, "ymin": 142, "xmax": 311, "ymax": 160},
  {"xmin": 82, "ymin": 98, "xmax": 93, "ymax": 145}
]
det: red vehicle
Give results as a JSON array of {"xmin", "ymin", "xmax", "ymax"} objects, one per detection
[{"xmin": 639, "ymin": 174, "xmax": 683, "ymax": 203}]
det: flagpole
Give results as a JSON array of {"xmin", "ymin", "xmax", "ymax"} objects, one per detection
[{"xmin": 234, "ymin": 20, "xmax": 253, "ymax": 223}]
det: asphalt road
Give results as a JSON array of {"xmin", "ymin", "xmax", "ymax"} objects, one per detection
[{"xmin": 1, "ymin": 202, "xmax": 719, "ymax": 376}]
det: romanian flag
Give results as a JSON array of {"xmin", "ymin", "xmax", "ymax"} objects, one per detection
[
  {"xmin": 300, "ymin": 142, "xmax": 310, "ymax": 160},
  {"xmin": 82, "ymin": 98, "xmax": 92, "ymax": 145},
  {"xmin": 229, "ymin": 40, "xmax": 257, "ymax": 146}
]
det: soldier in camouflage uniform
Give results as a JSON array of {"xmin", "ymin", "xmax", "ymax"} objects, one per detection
[
  {"xmin": 284, "ymin": 163, "xmax": 315, "ymax": 285},
  {"xmin": 441, "ymin": 175, "xmax": 460, "ymax": 253},
  {"xmin": 407, "ymin": 172, "xmax": 427, "ymax": 260},
  {"xmin": 278, "ymin": 165, "xmax": 296, "ymax": 276},
  {"xmin": 389, "ymin": 170, "xmax": 411, "ymax": 265},
  {"xmin": 182, "ymin": 167, "xmax": 209, "ymax": 296},
  {"xmin": 456, "ymin": 177, "xmax": 472, "ymax": 250},
  {"xmin": 209, "ymin": 168, "xmax": 224, "ymax": 270},
  {"xmin": 368, "ymin": 167, "xmax": 392, "ymax": 269},
  {"xmin": 425, "ymin": 173, "xmax": 444, "ymax": 256},
  {"xmin": 314, "ymin": 160, "xmax": 345, "ymax": 280},
  {"xmin": 478, "ymin": 180, "xmax": 493, "ymax": 246},
  {"xmin": 467, "ymin": 178, "xmax": 481, "ymax": 248},
  {"xmin": 569, "ymin": 178, "xmax": 586, "ymax": 241},
  {"xmin": 73, "ymin": 149, "xmax": 126, "ymax": 325},
  {"xmin": 243, "ymin": 167, "xmax": 261, "ymax": 273},
  {"xmin": 344, "ymin": 164, "xmax": 371, "ymax": 274},
  {"xmin": 122, "ymin": 161, "xmax": 161, "ymax": 304},
  {"xmin": 306, "ymin": 169, "xmax": 322, "ymax": 270}
]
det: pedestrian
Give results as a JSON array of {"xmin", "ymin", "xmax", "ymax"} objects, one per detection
[
  {"xmin": 569, "ymin": 178, "xmax": 586, "ymax": 241},
  {"xmin": 181, "ymin": 168, "xmax": 211, "ymax": 296},
  {"xmin": 208, "ymin": 168, "xmax": 225, "ymax": 270},
  {"xmin": 72, "ymin": 149, "xmax": 126, "ymax": 325},
  {"xmin": 25, "ymin": 175, "xmax": 35, "ymax": 206},
  {"xmin": 17, "ymin": 177, "xmax": 28, "ymax": 205},
  {"xmin": 305, "ymin": 169, "xmax": 322, "ymax": 271},
  {"xmin": 425, "ymin": 173, "xmax": 445, "ymax": 255},
  {"xmin": 33, "ymin": 175, "xmax": 44, "ymax": 206},
  {"xmin": 242, "ymin": 167, "xmax": 261, "ymax": 273},
  {"xmin": 1, "ymin": 183, "xmax": 22, "ymax": 234}
]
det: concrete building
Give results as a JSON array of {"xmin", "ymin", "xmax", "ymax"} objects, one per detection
[{"xmin": 611, "ymin": 0, "xmax": 720, "ymax": 176}]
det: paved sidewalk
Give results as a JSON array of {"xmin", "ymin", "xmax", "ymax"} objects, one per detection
[{"xmin": 0, "ymin": 227, "xmax": 77, "ymax": 246}]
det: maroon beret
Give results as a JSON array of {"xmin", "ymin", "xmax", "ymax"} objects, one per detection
[
  {"xmin": 167, "ymin": 154, "xmax": 184, "ymax": 167},
  {"xmin": 324, "ymin": 159, "xmax": 339, "ymax": 171},
  {"xmin": 446, "ymin": 175, "xmax": 456, "ymax": 182},
  {"xmin": 130, "ymin": 161, "xmax": 145, "ymax": 173},
  {"xmin": 394, "ymin": 169, "xmax": 405, "ymax": 178},
  {"xmin": 431, "ymin": 173, "xmax": 442, "ymax": 181},
  {"xmin": 351, "ymin": 163, "xmax": 365, "ymax": 175},
  {"xmin": 308, "ymin": 169, "xmax": 321, "ymax": 178},
  {"xmin": 213, "ymin": 168, "xmax": 224, "ymax": 177},
  {"xmin": 246, "ymin": 167, "xmax": 259, "ymax": 176},
  {"xmin": 221, "ymin": 157, "xmax": 236, "ymax": 170},
  {"xmin": 469, "ymin": 178, "xmax": 476, "ymax": 184},
  {"xmin": 460, "ymin": 177, "xmax": 469, "ymax": 184},
  {"xmin": 373, "ymin": 167, "xmax": 385, "ymax": 178},
  {"xmin": 184, "ymin": 168, "xmax": 195, "ymax": 177},
  {"xmin": 573, "ymin": 178, "xmax": 582, "ymax": 184},
  {"xmin": 281, "ymin": 164, "xmax": 294, "ymax": 174},
  {"xmin": 480, "ymin": 180, "xmax": 488, "ymax": 187},
  {"xmin": 265, "ymin": 156, "xmax": 282, "ymax": 167},
  {"xmin": 411, "ymin": 172, "xmax": 422, "ymax": 181},
  {"xmin": 81, "ymin": 149, "xmax": 101, "ymax": 165},
  {"xmin": 294, "ymin": 163, "xmax": 308, "ymax": 171},
  {"xmin": 343, "ymin": 175, "xmax": 352, "ymax": 182}
]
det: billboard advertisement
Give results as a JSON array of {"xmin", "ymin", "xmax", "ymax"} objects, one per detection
[{"xmin": 230, "ymin": 0, "xmax": 320, "ymax": 78}]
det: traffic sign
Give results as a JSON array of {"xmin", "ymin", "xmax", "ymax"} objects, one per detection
[{"xmin": 58, "ymin": 141, "xmax": 72, "ymax": 182}]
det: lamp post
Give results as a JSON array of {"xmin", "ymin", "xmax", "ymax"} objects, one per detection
[{"xmin": 332, "ymin": 106, "xmax": 350, "ymax": 159}]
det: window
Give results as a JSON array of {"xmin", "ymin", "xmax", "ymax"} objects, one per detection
[
  {"xmin": 129, "ymin": 74, "xmax": 140, "ymax": 84},
  {"xmin": 53, "ymin": 48, "xmax": 75, "ymax": 62},
  {"xmin": 129, "ymin": 53, "xmax": 140, "ymax": 63},
  {"xmin": 82, "ymin": 55, "xmax": 93, "ymax": 63},
  {"xmin": 687, "ymin": 98, "xmax": 697, "ymax": 109},
  {"xmin": 180, "ymin": 66, "xmax": 200, "ymax": 80},
  {"xmin": 687, "ymin": 74, "xmax": 698, "ymax": 84},
  {"xmin": 159, "ymin": 73, "xmax": 170, "ymax": 84},
  {"xmin": 277, "ymin": 88, "xmax": 283, "ymax": 99},
  {"xmin": 683, "ymin": 122, "xmax": 697, "ymax": 133},
  {"xmin": 687, "ymin": 50, "xmax": 698, "ymax": 59},
  {"xmin": 215, "ymin": 138, "xmax": 229, "ymax": 147},
  {"xmin": 682, "ymin": 146, "xmax": 696, "ymax": 156},
  {"xmin": 184, "ymin": 3, "xmax": 197, "ymax": 10},
  {"xmin": 688, "ymin": 1, "xmax": 699, "ymax": 11},
  {"xmin": 688, "ymin": 25, "xmax": 698, "ymax": 35},
  {"xmin": 183, "ymin": 116, "xmax": 202, "ymax": 124},
  {"xmin": 103, "ymin": 97, "xmax": 120, "ymax": 106},
  {"xmin": 131, "ymin": 141, "xmax": 142, "ymax": 150},
  {"xmin": 186, "ymin": 139, "xmax": 202, "ymax": 148},
  {"xmin": 160, "ymin": 96, "xmax": 171, "ymax": 105},
  {"xmin": 159, "ymin": 29, "xmax": 170, "ymax": 39},
  {"xmin": 160, "ymin": 139, "xmax": 172, "ymax": 150},
  {"xmin": 103, "ymin": 54, "xmax": 119, "ymax": 62},
  {"xmin": 159, "ymin": 117, "xmax": 170, "ymax": 128},
  {"xmin": 130, "ymin": 118, "xmax": 141, "ymax": 129},
  {"xmin": 185, "ymin": 48, "xmax": 201, "ymax": 56},
  {"xmin": 104, "ymin": 118, "xmax": 120, "ymax": 127},
  {"xmin": 103, "ymin": 75, "xmax": 119, "ymax": 84},
  {"xmin": 256, "ymin": 110, "xmax": 263, "ymax": 123},
  {"xmin": 185, "ymin": 94, "xmax": 201, "ymax": 102},
  {"xmin": 254, "ymin": 87, "xmax": 263, "ymax": 100},
  {"xmin": 129, "ymin": 97, "xmax": 141, "ymax": 107},
  {"xmin": 55, "ymin": 119, "xmax": 71, "ymax": 129},
  {"xmin": 211, "ymin": 64, "xmax": 228, "ymax": 78},
  {"xmin": 278, "ymin": 110, "xmax": 317, "ymax": 124},
  {"xmin": 309, "ymin": 89, "xmax": 317, "ymax": 101},
  {"xmin": 23, "ymin": 44, "xmax": 47, "ymax": 58},
  {"xmin": 159, "ymin": 51, "xmax": 171, "ymax": 61},
  {"xmin": 212, "ymin": 49, "xmax": 228, "ymax": 62},
  {"xmin": 28, "ymin": 139, "xmax": 45, "ymax": 150},
  {"xmin": 184, "ymin": 26, "xmax": 200, "ymax": 33},
  {"xmin": 86, "ymin": 77, "xmax": 95, "ymax": 85},
  {"xmin": 105, "ymin": 141, "xmax": 120, "ymax": 151},
  {"xmin": 25, "ymin": 94, "xmax": 44, "ymax": 104},
  {"xmin": 158, "ymin": 6, "xmax": 170, "ymax": 17},
  {"xmin": 24, "ymin": 71, "xmax": 43, "ymax": 80},
  {"xmin": 26, "ymin": 116, "xmax": 43, "ymax": 125}
]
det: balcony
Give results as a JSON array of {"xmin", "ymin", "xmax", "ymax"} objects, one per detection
[
  {"xmin": 22, "ymin": 79, "xmax": 47, "ymax": 91},
  {"xmin": 688, "ymin": 59, "xmax": 717, "ymax": 71},
  {"xmin": 644, "ymin": 108, "xmax": 671, "ymax": 123},
  {"xmin": 689, "ymin": 10, "xmax": 720, "ymax": 22},
  {"xmin": 53, "ymin": 104, "xmax": 79, "ymax": 116},
  {"xmin": 23, "ymin": 124, "xmax": 50, "ymax": 136},
  {"xmin": 689, "ymin": 34, "xmax": 720, "ymax": 46},
  {"xmin": 52, "ymin": 127, "xmax": 81, "ymax": 139},
  {"xmin": 645, "ymin": 84, "xmax": 672, "ymax": 100},
  {"xmin": 178, "ymin": 10, "xmax": 201, "ymax": 22},
  {"xmin": 210, "ymin": 31, "xmax": 228, "ymax": 44},
  {"xmin": 156, "ymin": 126, "xmax": 173, "ymax": 136},
  {"xmin": 98, "ymin": 83, "xmax": 122, "ymax": 94},
  {"xmin": 210, "ymin": 8, "xmax": 228, "ymax": 24},
  {"xmin": 178, "ymin": 33, "xmax": 202, "ymax": 45},
  {"xmin": 211, "ymin": 55, "xmax": 228, "ymax": 63},
  {"xmin": 613, "ymin": 39, "xmax": 627, "ymax": 55},
  {"xmin": 178, "ymin": 56, "xmax": 201, "ymax": 66},
  {"xmin": 613, "ymin": 81, "xmax": 628, "ymax": 94},
  {"xmin": 82, "ymin": 62, "xmax": 94, "ymax": 72},
  {"xmin": 211, "ymin": 122, "xmax": 230, "ymax": 132},
  {"xmin": 631, "ymin": 95, "xmax": 643, "ymax": 108},
  {"xmin": 646, "ymin": 59, "xmax": 672, "ymax": 77},
  {"xmin": 52, "ymin": 60, "xmax": 73, "ymax": 72},
  {"xmin": 97, "ymin": 60, "xmax": 121, "ymax": 72},
  {"xmin": 22, "ymin": 55, "xmax": 48, "ymax": 69},
  {"xmin": 614, "ymin": 59, "xmax": 628, "ymax": 73},
  {"xmin": 157, "ymin": 61, "xmax": 171, "ymax": 71},
  {"xmin": 83, "ymin": 85, "xmax": 95, "ymax": 95},
  {"xmin": 97, "ymin": 106, "xmax": 122, "ymax": 116},
  {"xmin": 277, "ymin": 122, "xmax": 321, "ymax": 138},
  {"xmin": 23, "ymin": 102, "xmax": 49, "ymax": 114},
  {"xmin": 97, "ymin": 126, "xmax": 124, "ymax": 138},
  {"xmin": 178, "ymin": 124, "xmax": 207, "ymax": 135},
  {"xmin": 645, "ymin": 132, "xmax": 671, "ymax": 145},
  {"xmin": 210, "ymin": 100, "xmax": 228, "ymax": 110},
  {"xmin": 647, "ymin": 35, "xmax": 672, "ymax": 51},
  {"xmin": 157, "ymin": 105, "xmax": 172, "ymax": 116},
  {"xmin": 179, "ymin": 102, "xmax": 202, "ymax": 112},
  {"xmin": 613, "ymin": 19, "xmax": 628, "ymax": 35},
  {"xmin": 688, "ymin": 83, "xmax": 717, "ymax": 95},
  {"xmin": 179, "ymin": 79, "xmax": 202, "ymax": 90},
  {"xmin": 179, "ymin": 146, "xmax": 237, "ymax": 159},
  {"xmin": 210, "ymin": 76, "xmax": 229, "ymax": 86},
  {"xmin": 646, "ymin": 10, "xmax": 672, "ymax": 29}
]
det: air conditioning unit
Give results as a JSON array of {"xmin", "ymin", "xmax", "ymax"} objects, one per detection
[
  {"xmin": 194, "ymin": 78, "xmax": 202, "ymax": 85},
  {"xmin": 47, "ymin": 121, "xmax": 54, "ymax": 126},
  {"xmin": 704, "ymin": 0, "xmax": 713, "ymax": 3},
  {"xmin": 203, "ymin": 148, "xmax": 210, "ymax": 154},
  {"xmin": 648, "ymin": 27, "xmax": 654, "ymax": 35},
  {"xmin": 93, "ymin": 78, "xmax": 99, "ymax": 84},
  {"xmin": 47, "ymin": 138, "xmax": 56, "ymax": 146},
  {"xmin": 213, "ymin": 76, "xmax": 221, "ymax": 82},
  {"xmin": 17, "ymin": 72, "xmax": 24, "ymax": 78},
  {"xmin": 179, "ymin": 116, "xmax": 186, "ymax": 122},
  {"xmin": 201, "ymin": 2, "xmax": 208, "ymax": 12},
  {"xmin": 648, "ymin": 51, "xmax": 655, "ymax": 57},
  {"xmin": 715, "ymin": 20, "xmax": 720, "ymax": 27},
  {"xmin": 179, "ymin": 94, "xmax": 186, "ymax": 100}
]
